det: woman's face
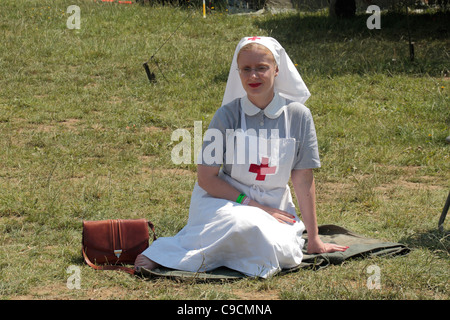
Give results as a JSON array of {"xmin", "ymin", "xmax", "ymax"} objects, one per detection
[{"xmin": 237, "ymin": 46, "xmax": 278, "ymax": 108}]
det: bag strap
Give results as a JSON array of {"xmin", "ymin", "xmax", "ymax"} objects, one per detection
[
  {"xmin": 148, "ymin": 221, "xmax": 157, "ymax": 241},
  {"xmin": 82, "ymin": 220, "xmax": 157, "ymax": 275},
  {"xmin": 82, "ymin": 247, "xmax": 136, "ymax": 275}
]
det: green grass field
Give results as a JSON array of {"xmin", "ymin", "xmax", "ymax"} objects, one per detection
[{"xmin": 0, "ymin": 0, "xmax": 449, "ymax": 300}]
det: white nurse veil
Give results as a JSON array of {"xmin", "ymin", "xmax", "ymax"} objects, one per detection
[{"xmin": 221, "ymin": 36, "xmax": 311, "ymax": 107}]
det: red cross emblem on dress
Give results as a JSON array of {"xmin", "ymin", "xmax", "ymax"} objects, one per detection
[
  {"xmin": 249, "ymin": 157, "xmax": 277, "ymax": 181},
  {"xmin": 247, "ymin": 36, "xmax": 261, "ymax": 41}
]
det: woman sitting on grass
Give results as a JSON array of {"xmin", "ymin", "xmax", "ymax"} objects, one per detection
[{"xmin": 135, "ymin": 36, "xmax": 348, "ymax": 278}]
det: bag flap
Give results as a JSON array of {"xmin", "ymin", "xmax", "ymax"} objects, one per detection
[
  {"xmin": 83, "ymin": 220, "xmax": 114, "ymax": 252},
  {"xmin": 118, "ymin": 219, "xmax": 150, "ymax": 252},
  {"xmin": 82, "ymin": 219, "xmax": 150, "ymax": 253}
]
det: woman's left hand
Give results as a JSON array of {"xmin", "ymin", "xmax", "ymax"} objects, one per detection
[
  {"xmin": 248, "ymin": 200, "xmax": 297, "ymax": 224},
  {"xmin": 306, "ymin": 236, "xmax": 349, "ymax": 254}
]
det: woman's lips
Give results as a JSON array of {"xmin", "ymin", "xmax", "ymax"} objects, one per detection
[{"xmin": 248, "ymin": 83, "xmax": 262, "ymax": 88}]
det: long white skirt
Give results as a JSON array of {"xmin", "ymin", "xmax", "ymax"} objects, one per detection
[{"xmin": 142, "ymin": 177, "xmax": 305, "ymax": 278}]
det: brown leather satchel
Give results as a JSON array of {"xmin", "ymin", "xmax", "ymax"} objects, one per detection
[{"xmin": 82, "ymin": 219, "xmax": 156, "ymax": 274}]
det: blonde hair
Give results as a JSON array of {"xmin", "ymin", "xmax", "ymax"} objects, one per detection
[{"xmin": 237, "ymin": 43, "xmax": 277, "ymax": 66}]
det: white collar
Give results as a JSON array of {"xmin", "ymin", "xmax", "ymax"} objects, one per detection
[{"xmin": 241, "ymin": 93, "xmax": 286, "ymax": 119}]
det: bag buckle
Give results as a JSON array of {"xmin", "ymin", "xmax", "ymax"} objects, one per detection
[{"xmin": 114, "ymin": 249, "xmax": 122, "ymax": 258}]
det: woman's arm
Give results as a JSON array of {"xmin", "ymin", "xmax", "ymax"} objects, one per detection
[
  {"xmin": 197, "ymin": 164, "xmax": 296, "ymax": 224},
  {"xmin": 197, "ymin": 164, "xmax": 241, "ymax": 202},
  {"xmin": 291, "ymin": 168, "xmax": 348, "ymax": 254}
]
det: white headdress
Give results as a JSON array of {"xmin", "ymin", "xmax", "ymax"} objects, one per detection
[{"xmin": 221, "ymin": 36, "xmax": 311, "ymax": 107}]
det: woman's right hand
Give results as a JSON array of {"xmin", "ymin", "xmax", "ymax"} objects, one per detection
[{"xmin": 249, "ymin": 200, "xmax": 297, "ymax": 224}]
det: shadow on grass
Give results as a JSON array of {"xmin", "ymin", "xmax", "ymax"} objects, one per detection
[
  {"xmin": 400, "ymin": 228, "xmax": 450, "ymax": 260},
  {"xmin": 255, "ymin": 11, "xmax": 449, "ymax": 77}
]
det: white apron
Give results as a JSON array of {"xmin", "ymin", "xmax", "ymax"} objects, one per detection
[{"xmin": 142, "ymin": 104, "xmax": 305, "ymax": 278}]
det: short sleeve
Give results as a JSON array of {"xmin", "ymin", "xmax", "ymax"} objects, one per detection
[
  {"xmin": 198, "ymin": 99, "xmax": 240, "ymax": 167},
  {"xmin": 291, "ymin": 104, "xmax": 321, "ymax": 170}
]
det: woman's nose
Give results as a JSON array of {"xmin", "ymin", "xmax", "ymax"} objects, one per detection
[{"xmin": 250, "ymin": 71, "xmax": 259, "ymax": 79}]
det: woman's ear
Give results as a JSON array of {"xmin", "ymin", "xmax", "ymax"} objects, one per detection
[{"xmin": 274, "ymin": 65, "xmax": 279, "ymax": 77}]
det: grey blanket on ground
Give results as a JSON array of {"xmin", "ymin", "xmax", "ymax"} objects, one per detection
[{"xmin": 140, "ymin": 224, "xmax": 410, "ymax": 281}]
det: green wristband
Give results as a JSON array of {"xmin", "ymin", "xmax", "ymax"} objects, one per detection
[{"xmin": 236, "ymin": 193, "xmax": 246, "ymax": 204}]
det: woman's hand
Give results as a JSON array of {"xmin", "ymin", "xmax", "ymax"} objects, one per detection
[
  {"xmin": 198, "ymin": 165, "xmax": 295, "ymax": 225},
  {"xmin": 249, "ymin": 200, "xmax": 297, "ymax": 224},
  {"xmin": 306, "ymin": 235, "xmax": 349, "ymax": 254}
]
